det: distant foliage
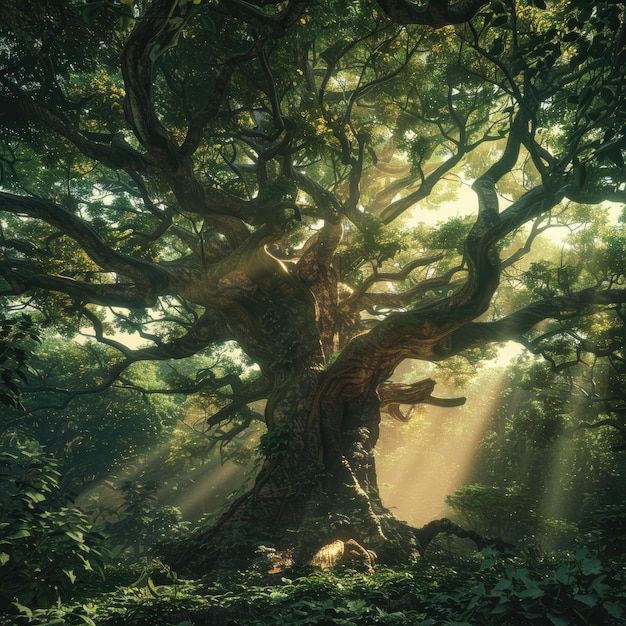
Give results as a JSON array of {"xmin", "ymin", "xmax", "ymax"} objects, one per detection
[
  {"xmin": 446, "ymin": 483, "xmax": 537, "ymax": 540},
  {"xmin": 101, "ymin": 479, "xmax": 188, "ymax": 559}
]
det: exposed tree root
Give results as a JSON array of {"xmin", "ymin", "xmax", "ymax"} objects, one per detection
[{"xmin": 413, "ymin": 518, "xmax": 513, "ymax": 553}]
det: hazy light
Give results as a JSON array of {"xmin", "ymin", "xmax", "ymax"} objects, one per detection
[{"xmin": 377, "ymin": 368, "xmax": 509, "ymax": 525}]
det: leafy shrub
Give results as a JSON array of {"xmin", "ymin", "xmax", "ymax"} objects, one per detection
[
  {"xmin": 0, "ymin": 438, "xmax": 104, "ymax": 611},
  {"xmin": 100, "ymin": 479, "xmax": 188, "ymax": 559},
  {"xmin": 425, "ymin": 547, "xmax": 626, "ymax": 625},
  {"xmin": 580, "ymin": 501, "xmax": 626, "ymax": 556},
  {"xmin": 446, "ymin": 483, "xmax": 539, "ymax": 540},
  {"xmin": 0, "ymin": 314, "xmax": 38, "ymax": 409},
  {"xmin": 445, "ymin": 482, "xmax": 577, "ymax": 550}
]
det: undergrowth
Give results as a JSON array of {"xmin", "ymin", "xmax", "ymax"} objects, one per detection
[{"xmin": 2, "ymin": 543, "xmax": 625, "ymax": 625}]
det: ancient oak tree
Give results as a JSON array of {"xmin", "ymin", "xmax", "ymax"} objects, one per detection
[{"xmin": 0, "ymin": 0, "xmax": 625, "ymax": 567}]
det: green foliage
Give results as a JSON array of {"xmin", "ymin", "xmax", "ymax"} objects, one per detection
[
  {"xmin": 605, "ymin": 227, "xmax": 626, "ymax": 281},
  {"xmin": 258, "ymin": 422, "xmax": 292, "ymax": 461},
  {"xmin": 580, "ymin": 500, "xmax": 626, "ymax": 557},
  {"xmin": 446, "ymin": 483, "xmax": 538, "ymax": 540},
  {"xmin": 445, "ymin": 483, "xmax": 580, "ymax": 553},
  {"xmin": 101, "ymin": 480, "xmax": 188, "ymax": 559},
  {"xmin": 2, "ymin": 545, "xmax": 625, "ymax": 626},
  {"xmin": 520, "ymin": 260, "xmax": 560, "ymax": 298},
  {"xmin": 0, "ymin": 314, "xmax": 39, "ymax": 409},
  {"xmin": 0, "ymin": 437, "xmax": 104, "ymax": 612},
  {"xmin": 425, "ymin": 217, "xmax": 473, "ymax": 256},
  {"xmin": 423, "ymin": 547, "xmax": 626, "ymax": 625},
  {"xmin": 348, "ymin": 219, "xmax": 410, "ymax": 271},
  {"xmin": 403, "ymin": 134, "xmax": 437, "ymax": 174}
]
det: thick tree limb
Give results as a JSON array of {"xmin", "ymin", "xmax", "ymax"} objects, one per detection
[
  {"xmin": 444, "ymin": 289, "xmax": 626, "ymax": 356},
  {"xmin": 122, "ymin": 0, "xmax": 193, "ymax": 163},
  {"xmin": 213, "ymin": 0, "xmax": 307, "ymax": 37},
  {"xmin": 121, "ymin": 0, "xmax": 249, "ymax": 239},
  {"xmin": 341, "ymin": 255, "xmax": 448, "ymax": 313},
  {"xmin": 414, "ymin": 518, "xmax": 511, "ymax": 553},
  {"xmin": 0, "ymin": 191, "xmax": 172, "ymax": 302},
  {"xmin": 379, "ymin": 152, "xmax": 466, "ymax": 224},
  {"xmin": 281, "ymin": 161, "xmax": 342, "ymax": 222},
  {"xmin": 0, "ymin": 273, "xmax": 154, "ymax": 309},
  {"xmin": 378, "ymin": 379, "xmax": 466, "ymax": 421},
  {"xmin": 128, "ymin": 309, "xmax": 230, "ymax": 361},
  {"xmin": 376, "ymin": 0, "xmax": 488, "ymax": 28},
  {"xmin": 353, "ymin": 276, "xmax": 456, "ymax": 314},
  {"xmin": 0, "ymin": 95, "xmax": 146, "ymax": 172},
  {"xmin": 181, "ymin": 51, "xmax": 256, "ymax": 158}
]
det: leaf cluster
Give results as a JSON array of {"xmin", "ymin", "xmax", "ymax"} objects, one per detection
[
  {"xmin": 0, "ymin": 314, "xmax": 39, "ymax": 409},
  {"xmin": 0, "ymin": 437, "xmax": 104, "ymax": 612}
]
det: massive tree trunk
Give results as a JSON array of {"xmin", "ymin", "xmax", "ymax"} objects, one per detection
[
  {"xmin": 170, "ymin": 170, "xmax": 544, "ymax": 570},
  {"xmin": 184, "ymin": 364, "xmax": 421, "ymax": 571}
]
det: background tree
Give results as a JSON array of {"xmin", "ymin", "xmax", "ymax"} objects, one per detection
[
  {"xmin": 1, "ymin": 337, "xmax": 182, "ymax": 483},
  {"xmin": 0, "ymin": 0, "xmax": 625, "ymax": 570}
]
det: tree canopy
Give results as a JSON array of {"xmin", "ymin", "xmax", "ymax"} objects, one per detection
[{"xmin": 1, "ymin": 0, "xmax": 625, "ymax": 570}]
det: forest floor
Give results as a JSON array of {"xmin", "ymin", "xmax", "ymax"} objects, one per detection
[{"xmin": 3, "ymin": 542, "xmax": 626, "ymax": 625}]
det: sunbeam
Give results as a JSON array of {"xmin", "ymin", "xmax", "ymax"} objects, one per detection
[
  {"xmin": 377, "ymin": 365, "xmax": 510, "ymax": 526},
  {"xmin": 169, "ymin": 456, "xmax": 253, "ymax": 521}
]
